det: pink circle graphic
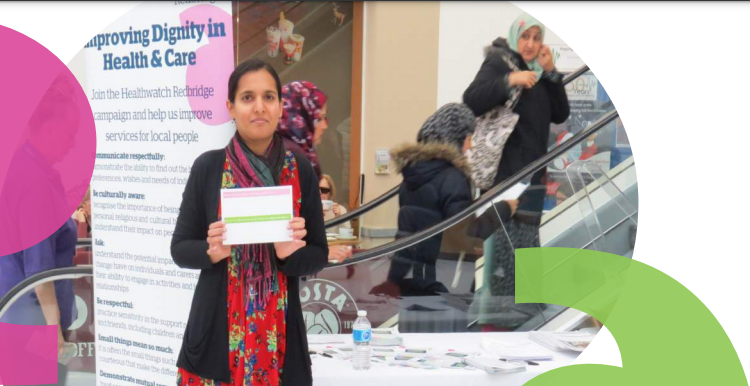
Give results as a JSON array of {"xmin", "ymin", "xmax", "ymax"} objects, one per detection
[
  {"xmin": 0, "ymin": 25, "xmax": 96, "ymax": 256},
  {"xmin": 183, "ymin": 4, "xmax": 234, "ymax": 126}
]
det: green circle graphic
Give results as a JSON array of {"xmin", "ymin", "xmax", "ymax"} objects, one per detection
[{"xmin": 516, "ymin": 248, "xmax": 747, "ymax": 385}]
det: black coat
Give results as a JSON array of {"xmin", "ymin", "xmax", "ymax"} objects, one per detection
[
  {"xmin": 463, "ymin": 38, "xmax": 570, "ymax": 193},
  {"xmin": 393, "ymin": 142, "xmax": 474, "ymax": 233},
  {"xmin": 386, "ymin": 143, "xmax": 473, "ymax": 290},
  {"xmin": 386, "ymin": 143, "xmax": 511, "ymax": 287},
  {"xmin": 171, "ymin": 147, "xmax": 328, "ymax": 386}
]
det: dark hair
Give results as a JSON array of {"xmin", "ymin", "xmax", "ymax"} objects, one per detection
[{"xmin": 227, "ymin": 58, "xmax": 282, "ymax": 103}]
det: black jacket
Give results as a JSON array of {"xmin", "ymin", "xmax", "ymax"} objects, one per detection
[
  {"xmin": 463, "ymin": 38, "xmax": 570, "ymax": 191},
  {"xmin": 387, "ymin": 143, "xmax": 511, "ymax": 286},
  {"xmin": 171, "ymin": 147, "xmax": 328, "ymax": 386},
  {"xmin": 393, "ymin": 142, "xmax": 474, "ymax": 232},
  {"xmin": 386, "ymin": 143, "xmax": 473, "ymax": 291}
]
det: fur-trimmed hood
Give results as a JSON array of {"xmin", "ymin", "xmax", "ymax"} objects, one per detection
[
  {"xmin": 390, "ymin": 142, "xmax": 472, "ymax": 189},
  {"xmin": 484, "ymin": 37, "xmax": 510, "ymax": 57},
  {"xmin": 484, "ymin": 37, "xmax": 525, "ymax": 67},
  {"xmin": 390, "ymin": 142, "xmax": 474, "ymax": 230}
]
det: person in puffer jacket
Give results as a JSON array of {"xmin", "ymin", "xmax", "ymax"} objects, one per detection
[{"xmin": 372, "ymin": 103, "xmax": 517, "ymax": 298}]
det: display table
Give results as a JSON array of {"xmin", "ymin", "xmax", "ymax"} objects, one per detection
[{"xmin": 309, "ymin": 332, "xmax": 578, "ymax": 386}]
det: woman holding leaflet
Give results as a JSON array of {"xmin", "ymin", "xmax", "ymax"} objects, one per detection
[{"xmin": 172, "ymin": 59, "xmax": 343, "ymax": 386}]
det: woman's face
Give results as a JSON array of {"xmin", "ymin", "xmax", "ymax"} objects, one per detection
[
  {"xmin": 319, "ymin": 178, "xmax": 332, "ymax": 200},
  {"xmin": 462, "ymin": 135, "xmax": 473, "ymax": 154},
  {"xmin": 517, "ymin": 26, "xmax": 543, "ymax": 63},
  {"xmin": 83, "ymin": 198, "xmax": 91, "ymax": 217},
  {"xmin": 227, "ymin": 70, "xmax": 283, "ymax": 146},
  {"xmin": 313, "ymin": 103, "xmax": 329, "ymax": 146}
]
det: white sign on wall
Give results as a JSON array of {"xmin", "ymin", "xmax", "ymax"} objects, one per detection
[
  {"xmin": 565, "ymin": 74, "xmax": 599, "ymax": 101},
  {"xmin": 547, "ymin": 43, "xmax": 585, "ymax": 73}
]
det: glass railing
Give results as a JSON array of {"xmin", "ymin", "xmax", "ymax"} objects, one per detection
[
  {"xmin": 307, "ymin": 108, "xmax": 633, "ymax": 334},
  {"xmin": 0, "ymin": 266, "xmax": 95, "ymax": 386}
]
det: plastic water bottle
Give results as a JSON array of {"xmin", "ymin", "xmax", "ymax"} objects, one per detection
[
  {"xmin": 352, "ymin": 310, "xmax": 371, "ymax": 370},
  {"xmin": 58, "ymin": 342, "xmax": 77, "ymax": 365}
]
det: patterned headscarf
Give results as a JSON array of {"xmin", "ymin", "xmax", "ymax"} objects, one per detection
[
  {"xmin": 277, "ymin": 81, "xmax": 328, "ymax": 169},
  {"xmin": 507, "ymin": 12, "xmax": 546, "ymax": 78},
  {"xmin": 417, "ymin": 103, "xmax": 476, "ymax": 151}
]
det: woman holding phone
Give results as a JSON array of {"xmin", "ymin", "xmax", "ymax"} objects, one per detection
[
  {"xmin": 462, "ymin": 13, "xmax": 570, "ymax": 331},
  {"xmin": 171, "ymin": 59, "xmax": 336, "ymax": 386}
]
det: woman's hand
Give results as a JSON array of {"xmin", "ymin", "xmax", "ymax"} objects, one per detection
[
  {"xmin": 506, "ymin": 199, "xmax": 519, "ymax": 217},
  {"xmin": 275, "ymin": 217, "xmax": 307, "ymax": 260},
  {"xmin": 332, "ymin": 203, "xmax": 341, "ymax": 216},
  {"xmin": 72, "ymin": 209, "xmax": 85, "ymax": 223},
  {"xmin": 207, "ymin": 221, "xmax": 231, "ymax": 263},
  {"xmin": 538, "ymin": 45, "xmax": 555, "ymax": 72},
  {"xmin": 57, "ymin": 327, "xmax": 66, "ymax": 354},
  {"xmin": 508, "ymin": 71, "xmax": 538, "ymax": 89},
  {"xmin": 328, "ymin": 245, "xmax": 353, "ymax": 264}
]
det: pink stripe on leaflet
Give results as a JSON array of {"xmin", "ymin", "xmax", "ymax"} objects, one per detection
[
  {"xmin": 223, "ymin": 188, "xmax": 290, "ymax": 198},
  {"xmin": 0, "ymin": 323, "xmax": 57, "ymax": 385}
]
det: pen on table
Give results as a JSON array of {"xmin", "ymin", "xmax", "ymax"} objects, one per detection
[{"xmin": 500, "ymin": 358, "xmax": 538, "ymax": 366}]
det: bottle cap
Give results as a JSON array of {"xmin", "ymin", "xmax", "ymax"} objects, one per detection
[{"xmin": 357, "ymin": 310, "xmax": 367, "ymax": 317}]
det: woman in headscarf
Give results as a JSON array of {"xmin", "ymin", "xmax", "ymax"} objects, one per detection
[
  {"xmin": 171, "ymin": 59, "xmax": 336, "ymax": 386},
  {"xmin": 277, "ymin": 80, "xmax": 328, "ymax": 178},
  {"xmin": 463, "ymin": 12, "xmax": 569, "ymax": 198},
  {"xmin": 463, "ymin": 13, "xmax": 570, "ymax": 331}
]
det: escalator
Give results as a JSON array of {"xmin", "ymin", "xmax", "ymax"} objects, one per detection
[
  {"xmin": 0, "ymin": 65, "xmax": 632, "ymax": 383},
  {"xmin": 325, "ymin": 64, "xmax": 596, "ymax": 230},
  {"xmin": 309, "ymin": 107, "xmax": 630, "ymax": 335}
]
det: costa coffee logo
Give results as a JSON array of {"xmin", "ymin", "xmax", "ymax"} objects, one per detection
[{"xmin": 300, "ymin": 279, "xmax": 358, "ymax": 334}]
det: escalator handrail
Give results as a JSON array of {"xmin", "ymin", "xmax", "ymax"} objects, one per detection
[
  {"xmin": 329, "ymin": 108, "xmax": 618, "ymax": 268},
  {"xmin": 325, "ymin": 64, "xmax": 590, "ymax": 228},
  {"xmin": 326, "ymin": 185, "xmax": 399, "ymax": 228},
  {"xmin": 563, "ymin": 64, "xmax": 590, "ymax": 85},
  {"xmin": 0, "ymin": 266, "xmax": 93, "ymax": 319}
]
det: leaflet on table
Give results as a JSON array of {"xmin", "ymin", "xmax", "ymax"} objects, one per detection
[
  {"xmin": 475, "ymin": 182, "xmax": 530, "ymax": 217},
  {"xmin": 371, "ymin": 327, "xmax": 404, "ymax": 346},
  {"xmin": 221, "ymin": 186, "xmax": 293, "ymax": 245},
  {"xmin": 481, "ymin": 337, "xmax": 554, "ymax": 361},
  {"xmin": 312, "ymin": 343, "xmax": 520, "ymax": 373},
  {"xmin": 528, "ymin": 331, "xmax": 595, "ymax": 352},
  {"xmin": 388, "ymin": 351, "xmax": 481, "ymax": 370},
  {"xmin": 462, "ymin": 357, "xmax": 527, "ymax": 374},
  {"xmin": 307, "ymin": 334, "xmax": 348, "ymax": 345}
]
